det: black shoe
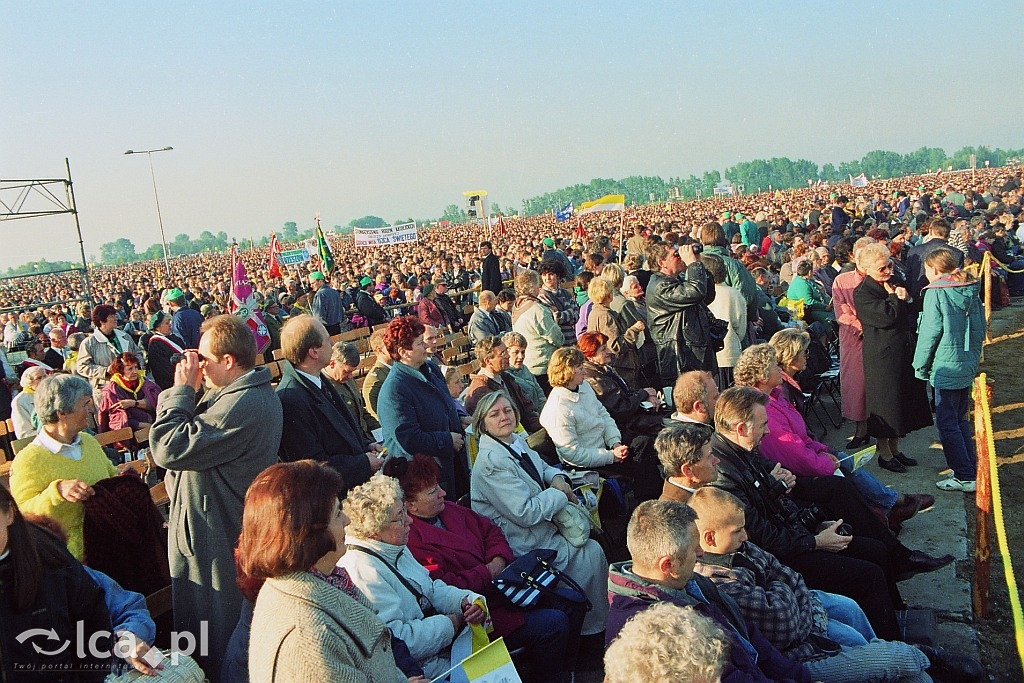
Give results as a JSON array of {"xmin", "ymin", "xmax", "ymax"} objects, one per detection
[
  {"xmin": 917, "ymin": 644, "xmax": 984, "ymax": 682},
  {"xmin": 847, "ymin": 434, "xmax": 872, "ymax": 449},
  {"xmin": 896, "ymin": 550, "xmax": 955, "ymax": 581},
  {"xmin": 893, "ymin": 451, "xmax": 918, "ymax": 467},
  {"xmin": 879, "ymin": 457, "xmax": 908, "ymax": 473}
]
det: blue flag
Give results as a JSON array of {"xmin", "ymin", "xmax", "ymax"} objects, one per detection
[{"xmin": 555, "ymin": 203, "xmax": 574, "ymax": 222}]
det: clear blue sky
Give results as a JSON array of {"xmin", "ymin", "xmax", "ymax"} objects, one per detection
[{"xmin": 3, "ymin": 1, "xmax": 1022, "ymax": 268}]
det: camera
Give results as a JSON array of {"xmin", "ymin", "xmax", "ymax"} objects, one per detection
[{"xmin": 793, "ymin": 504, "xmax": 853, "ymax": 537}]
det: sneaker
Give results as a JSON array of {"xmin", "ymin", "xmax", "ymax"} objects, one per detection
[{"xmin": 936, "ymin": 477, "xmax": 976, "ymax": 492}]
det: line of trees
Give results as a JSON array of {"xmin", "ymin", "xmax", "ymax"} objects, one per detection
[
  {"xmin": 90, "ymin": 143, "xmax": 1023, "ymax": 265},
  {"xmin": 518, "ymin": 145, "xmax": 1024, "ymax": 215}
]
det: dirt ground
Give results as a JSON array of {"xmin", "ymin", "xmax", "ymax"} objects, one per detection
[{"xmin": 967, "ymin": 297, "xmax": 1024, "ymax": 682}]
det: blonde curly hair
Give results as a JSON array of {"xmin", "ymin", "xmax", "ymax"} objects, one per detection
[
  {"xmin": 604, "ymin": 602, "xmax": 729, "ymax": 683},
  {"xmin": 732, "ymin": 343, "xmax": 778, "ymax": 389},
  {"xmin": 342, "ymin": 475, "xmax": 404, "ymax": 539}
]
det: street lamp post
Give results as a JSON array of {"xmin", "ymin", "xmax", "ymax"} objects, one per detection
[{"xmin": 124, "ymin": 146, "xmax": 173, "ymax": 278}]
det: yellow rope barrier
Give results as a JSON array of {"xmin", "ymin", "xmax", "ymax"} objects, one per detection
[{"xmin": 977, "ymin": 371, "xmax": 1024, "ymax": 677}]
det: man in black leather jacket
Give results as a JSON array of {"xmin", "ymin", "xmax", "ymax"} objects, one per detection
[
  {"xmin": 644, "ymin": 241, "xmax": 716, "ymax": 388},
  {"xmin": 707, "ymin": 386, "xmax": 954, "ymax": 642}
]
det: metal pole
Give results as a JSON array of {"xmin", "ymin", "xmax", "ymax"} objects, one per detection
[
  {"xmin": 63, "ymin": 158, "xmax": 93, "ymax": 301},
  {"xmin": 145, "ymin": 151, "xmax": 173, "ymax": 278}
]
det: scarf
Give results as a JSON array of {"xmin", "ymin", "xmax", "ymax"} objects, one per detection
[
  {"xmin": 309, "ymin": 566, "xmax": 371, "ymax": 608},
  {"xmin": 111, "ymin": 370, "xmax": 144, "ymax": 398}
]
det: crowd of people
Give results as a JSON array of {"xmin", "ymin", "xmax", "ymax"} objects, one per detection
[{"xmin": 0, "ymin": 165, "xmax": 1020, "ymax": 681}]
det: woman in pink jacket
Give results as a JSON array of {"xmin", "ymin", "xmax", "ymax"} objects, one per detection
[{"xmin": 733, "ymin": 344, "xmax": 932, "ymax": 528}]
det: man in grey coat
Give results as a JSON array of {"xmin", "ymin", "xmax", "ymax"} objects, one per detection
[{"xmin": 151, "ymin": 315, "xmax": 283, "ymax": 680}]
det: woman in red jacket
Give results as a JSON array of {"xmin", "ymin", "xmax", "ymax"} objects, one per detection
[{"xmin": 384, "ymin": 455, "xmax": 576, "ymax": 683}]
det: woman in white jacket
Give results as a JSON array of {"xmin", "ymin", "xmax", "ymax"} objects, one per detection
[
  {"xmin": 539, "ymin": 347, "xmax": 664, "ymax": 500},
  {"xmin": 339, "ymin": 475, "xmax": 486, "ymax": 680},
  {"xmin": 702, "ymin": 253, "xmax": 747, "ymax": 389},
  {"xmin": 470, "ymin": 391, "xmax": 609, "ymax": 637}
]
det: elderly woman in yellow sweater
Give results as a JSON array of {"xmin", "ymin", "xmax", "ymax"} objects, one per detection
[{"xmin": 9, "ymin": 373, "xmax": 117, "ymax": 560}]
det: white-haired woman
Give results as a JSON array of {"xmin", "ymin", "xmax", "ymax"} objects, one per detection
[
  {"xmin": 471, "ymin": 391, "xmax": 609, "ymax": 640},
  {"xmin": 853, "ymin": 242, "xmax": 933, "ymax": 473},
  {"xmin": 9, "ymin": 374, "xmax": 117, "ymax": 560},
  {"xmin": 339, "ymin": 475, "xmax": 486, "ymax": 680},
  {"xmin": 11, "ymin": 365, "xmax": 48, "ymax": 439},
  {"xmin": 831, "ymin": 236, "xmax": 875, "ymax": 449}
]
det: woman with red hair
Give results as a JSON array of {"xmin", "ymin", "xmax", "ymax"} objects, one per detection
[
  {"xmin": 377, "ymin": 316, "xmax": 470, "ymax": 499},
  {"xmin": 236, "ymin": 460, "xmax": 417, "ymax": 682},
  {"xmin": 97, "ymin": 352, "xmax": 160, "ymax": 432},
  {"xmin": 386, "ymin": 454, "xmax": 574, "ymax": 683}
]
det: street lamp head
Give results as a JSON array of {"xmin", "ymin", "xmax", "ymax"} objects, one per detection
[
  {"xmin": 124, "ymin": 150, "xmax": 134, "ymax": 155},
  {"xmin": 161, "ymin": 146, "xmax": 173, "ymax": 151}
]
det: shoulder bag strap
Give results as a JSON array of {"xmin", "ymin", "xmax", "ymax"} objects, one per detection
[{"xmin": 346, "ymin": 544, "xmax": 438, "ymax": 616}]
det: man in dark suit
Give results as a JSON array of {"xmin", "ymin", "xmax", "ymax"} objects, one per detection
[
  {"xmin": 905, "ymin": 217, "xmax": 964, "ymax": 312},
  {"xmin": 43, "ymin": 327, "xmax": 70, "ymax": 369},
  {"xmin": 355, "ymin": 276, "xmax": 388, "ymax": 327},
  {"xmin": 466, "ymin": 291, "xmax": 503, "ymax": 345},
  {"xmin": 463, "ymin": 336, "xmax": 542, "ymax": 432},
  {"xmin": 276, "ymin": 315, "xmax": 384, "ymax": 493},
  {"xmin": 479, "ymin": 241, "xmax": 502, "ymax": 295}
]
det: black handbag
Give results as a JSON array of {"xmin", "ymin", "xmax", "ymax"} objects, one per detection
[{"xmin": 492, "ymin": 548, "xmax": 591, "ymax": 614}]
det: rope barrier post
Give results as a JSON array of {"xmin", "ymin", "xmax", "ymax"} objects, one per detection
[
  {"xmin": 972, "ymin": 373, "xmax": 992, "ymax": 619},
  {"xmin": 983, "ymin": 253, "xmax": 992, "ymax": 344}
]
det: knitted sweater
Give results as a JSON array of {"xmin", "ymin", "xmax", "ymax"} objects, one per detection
[{"xmin": 10, "ymin": 433, "xmax": 118, "ymax": 560}]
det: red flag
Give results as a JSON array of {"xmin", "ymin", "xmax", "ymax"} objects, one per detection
[
  {"xmin": 575, "ymin": 216, "xmax": 586, "ymax": 241},
  {"xmin": 268, "ymin": 233, "xmax": 283, "ymax": 278},
  {"xmin": 496, "ymin": 214, "xmax": 508, "ymax": 238}
]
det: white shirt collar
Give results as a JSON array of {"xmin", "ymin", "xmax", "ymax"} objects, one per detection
[
  {"xmin": 667, "ymin": 478, "xmax": 696, "ymax": 494},
  {"xmin": 295, "ymin": 368, "xmax": 322, "ymax": 389},
  {"xmin": 33, "ymin": 428, "xmax": 84, "ymax": 461},
  {"xmin": 670, "ymin": 412, "xmax": 707, "ymax": 425}
]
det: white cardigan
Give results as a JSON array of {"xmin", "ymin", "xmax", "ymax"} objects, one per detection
[
  {"xmin": 539, "ymin": 381, "xmax": 621, "ymax": 468},
  {"xmin": 338, "ymin": 536, "xmax": 482, "ymax": 679}
]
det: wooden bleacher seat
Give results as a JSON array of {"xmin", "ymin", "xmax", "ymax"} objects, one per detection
[
  {"xmin": 150, "ymin": 480, "xmax": 169, "ymax": 507},
  {"xmin": 95, "ymin": 427, "xmax": 135, "ymax": 451},
  {"xmin": 457, "ymin": 361, "xmax": 476, "ymax": 376},
  {"xmin": 145, "ymin": 585, "xmax": 173, "ymax": 620},
  {"xmin": 441, "ymin": 347, "xmax": 460, "ymax": 363},
  {"xmin": 117, "ymin": 459, "xmax": 149, "ymax": 477},
  {"xmin": 272, "ymin": 348, "xmax": 285, "ymax": 361},
  {"xmin": 268, "ymin": 360, "xmax": 284, "ymax": 382},
  {"xmin": 372, "ymin": 322, "xmax": 389, "ymax": 332}
]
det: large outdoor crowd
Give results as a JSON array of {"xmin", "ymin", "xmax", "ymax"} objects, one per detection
[{"xmin": 0, "ymin": 165, "xmax": 1021, "ymax": 682}]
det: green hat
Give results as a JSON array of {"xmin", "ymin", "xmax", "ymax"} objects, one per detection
[
  {"xmin": 829, "ymin": 192, "xmax": 838, "ymax": 199},
  {"xmin": 359, "ymin": 276, "xmax": 373, "ymax": 287},
  {"xmin": 721, "ymin": 211, "xmax": 731, "ymax": 219},
  {"xmin": 543, "ymin": 237, "xmax": 555, "ymax": 247},
  {"xmin": 735, "ymin": 213, "xmax": 744, "ymax": 220},
  {"xmin": 309, "ymin": 271, "xmax": 325, "ymax": 280},
  {"xmin": 166, "ymin": 287, "xmax": 184, "ymax": 301},
  {"xmin": 149, "ymin": 311, "xmax": 167, "ymax": 329}
]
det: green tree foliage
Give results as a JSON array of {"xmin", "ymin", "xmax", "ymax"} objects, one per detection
[
  {"xmin": 440, "ymin": 204, "xmax": 467, "ymax": 223},
  {"xmin": 4, "ymin": 259, "xmax": 79, "ymax": 277},
  {"xmin": 99, "ymin": 238, "xmax": 137, "ymax": 263},
  {"xmin": 348, "ymin": 215, "xmax": 387, "ymax": 229}
]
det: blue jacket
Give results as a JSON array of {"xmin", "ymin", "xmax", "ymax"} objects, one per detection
[
  {"xmin": 378, "ymin": 359, "xmax": 468, "ymax": 497},
  {"xmin": 913, "ymin": 277, "xmax": 985, "ymax": 390},
  {"xmin": 84, "ymin": 567, "xmax": 156, "ymax": 645},
  {"xmin": 171, "ymin": 306, "xmax": 204, "ymax": 349}
]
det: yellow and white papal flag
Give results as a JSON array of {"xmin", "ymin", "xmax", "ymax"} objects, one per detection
[{"xmin": 577, "ymin": 193, "xmax": 625, "ymax": 214}]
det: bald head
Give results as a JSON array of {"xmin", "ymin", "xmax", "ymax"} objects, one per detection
[
  {"xmin": 280, "ymin": 314, "xmax": 330, "ymax": 368},
  {"xmin": 478, "ymin": 290, "xmax": 497, "ymax": 311}
]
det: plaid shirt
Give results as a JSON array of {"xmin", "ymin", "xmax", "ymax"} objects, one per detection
[{"xmin": 696, "ymin": 541, "xmax": 837, "ymax": 663}]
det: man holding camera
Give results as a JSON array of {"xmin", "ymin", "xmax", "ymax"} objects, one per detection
[
  {"xmin": 645, "ymin": 241, "xmax": 716, "ymax": 388},
  {"xmin": 708, "ymin": 386, "xmax": 953, "ymax": 642}
]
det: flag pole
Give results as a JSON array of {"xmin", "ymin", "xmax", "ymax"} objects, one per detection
[{"xmin": 619, "ymin": 206, "xmax": 625, "ymax": 262}]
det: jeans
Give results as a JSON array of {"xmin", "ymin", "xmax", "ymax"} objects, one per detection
[
  {"xmin": 504, "ymin": 607, "xmax": 571, "ymax": 683},
  {"xmin": 935, "ymin": 386, "xmax": 977, "ymax": 480},
  {"xmin": 802, "ymin": 640, "xmax": 931, "ymax": 683},
  {"xmin": 814, "ymin": 590, "xmax": 876, "ymax": 646},
  {"xmin": 838, "ymin": 458, "xmax": 899, "ymax": 511}
]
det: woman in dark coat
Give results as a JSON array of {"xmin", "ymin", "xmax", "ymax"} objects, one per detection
[
  {"xmin": 585, "ymin": 277, "xmax": 645, "ymax": 387},
  {"xmin": 377, "ymin": 316, "xmax": 470, "ymax": 499},
  {"xmin": 852, "ymin": 243, "xmax": 932, "ymax": 473}
]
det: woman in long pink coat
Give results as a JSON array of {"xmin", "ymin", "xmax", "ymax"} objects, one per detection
[{"xmin": 831, "ymin": 237, "xmax": 874, "ymax": 448}]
